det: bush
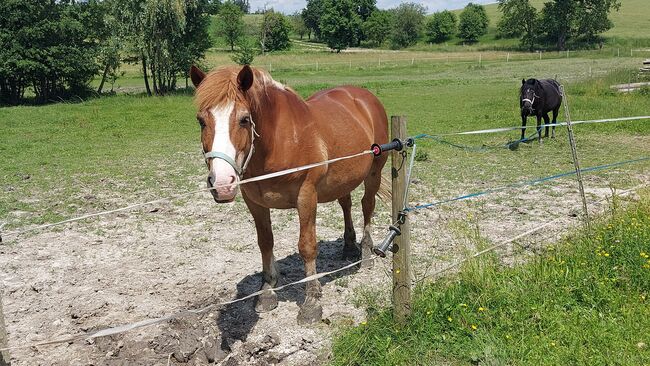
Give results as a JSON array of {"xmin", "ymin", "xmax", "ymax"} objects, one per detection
[
  {"xmin": 426, "ymin": 10, "xmax": 457, "ymax": 43},
  {"xmin": 458, "ymin": 2, "xmax": 489, "ymax": 43}
]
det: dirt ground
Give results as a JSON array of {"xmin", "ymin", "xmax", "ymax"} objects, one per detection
[{"xmin": 0, "ymin": 169, "xmax": 647, "ymax": 365}]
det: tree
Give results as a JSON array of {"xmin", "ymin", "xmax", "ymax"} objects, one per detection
[
  {"xmin": 354, "ymin": 0, "xmax": 377, "ymax": 21},
  {"xmin": 497, "ymin": 0, "xmax": 537, "ymax": 50},
  {"xmin": 290, "ymin": 12, "xmax": 308, "ymax": 39},
  {"xmin": 0, "ymin": 0, "xmax": 100, "ymax": 104},
  {"xmin": 233, "ymin": 0, "xmax": 249, "ymax": 13},
  {"xmin": 112, "ymin": 0, "xmax": 211, "ymax": 95},
  {"xmin": 302, "ymin": 0, "xmax": 324, "ymax": 40},
  {"xmin": 425, "ymin": 10, "xmax": 457, "ymax": 43},
  {"xmin": 260, "ymin": 11, "xmax": 291, "ymax": 52},
  {"xmin": 319, "ymin": 0, "xmax": 362, "ymax": 52},
  {"xmin": 390, "ymin": 3, "xmax": 426, "ymax": 49},
  {"xmin": 231, "ymin": 38, "xmax": 257, "ymax": 65},
  {"xmin": 206, "ymin": 0, "xmax": 221, "ymax": 15},
  {"xmin": 458, "ymin": 3, "xmax": 489, "ymax": 43},
  {"xmin": 362, "ymin": 10, "xmax": 393, "ymax": 46},
  {"xmin": 540, "ymin": 0, "xmax": 620, "ymax": 50},
  {"xmin": 217, "ymin": 1, "xmax": 245, "ymax": 51}
]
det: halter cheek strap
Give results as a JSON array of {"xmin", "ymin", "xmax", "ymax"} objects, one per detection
[{"xmin": 203, "ymin": 119, "xmax": 260, "ymax": 178}]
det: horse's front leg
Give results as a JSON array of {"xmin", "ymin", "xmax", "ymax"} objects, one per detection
[
  {"xmin": 296, "ymin": 184, "xmax": 322, "ymax": 325},
  {"xmin": 543, "ymin": 113, "xmax": 551, "ymax": 139},
  {"xmin": 520, "ymin": 114, "xmax": 527, "ymax": 141},
  {"xmin": 536, "ymin": 115, "xmax": 543, "ymax": 144},
  {"xmin": 243, "ymin": 195, "xmax": 279, "ymax": 313}
]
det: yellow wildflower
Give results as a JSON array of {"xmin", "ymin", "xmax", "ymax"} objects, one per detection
[
  {"xmin": 478, "ymin": 307, "xmax": 485, "ymax": 312},
  {"xmin": 471, "ymin": 324, "xmax": 477, "ymax": 330},
  {"xmin": 447, "ymin": 316, "xmax": 452, "ymax": 322}
]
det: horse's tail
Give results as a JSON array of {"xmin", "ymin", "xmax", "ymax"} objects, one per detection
[{"xmin": 376, "ymin": 174, "xmax": 392, "ymax": 205}]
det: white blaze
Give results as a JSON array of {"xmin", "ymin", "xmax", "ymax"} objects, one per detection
[{"xmin": 209, "ymin": 102, "xmax": 238, "ymax": 196}]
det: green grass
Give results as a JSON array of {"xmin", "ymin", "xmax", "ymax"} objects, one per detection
[{"xmin": 331, "ymin": 192, "xmax": 650, "ymax": 365}]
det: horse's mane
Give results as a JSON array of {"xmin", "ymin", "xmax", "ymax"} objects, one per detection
[{"xmin": 195, "ymin": 66, "xmax": 299, "ymax": 111}]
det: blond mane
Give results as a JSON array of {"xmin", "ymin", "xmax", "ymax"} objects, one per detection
[{"xmin": 194, "ymin": 66, "xmax": 298, "ymax": 111}]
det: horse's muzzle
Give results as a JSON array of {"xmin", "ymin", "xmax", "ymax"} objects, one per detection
[{"xmin": 207, "ymin": 176, "xmax": 237, "ymax": 203}]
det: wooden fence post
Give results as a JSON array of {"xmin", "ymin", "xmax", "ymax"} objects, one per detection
[
  {"xmin": 390, "ymin": 116, "xmax": 412, "ymax": 324},
  {"xmin": 0, "ymin": 295, "xmax": 9, "ymax": 366}
]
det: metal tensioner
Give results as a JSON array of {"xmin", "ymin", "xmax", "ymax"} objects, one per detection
[{"xmin": 373, "ymin": 212, "xmax": 406, "ymax": 258}]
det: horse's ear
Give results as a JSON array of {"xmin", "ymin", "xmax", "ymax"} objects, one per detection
[
  {"xmin": 190, "ymin": 65, "xmax": 206, "ymax": 88},
  {"xmin": 522, "ymin": 79, "xmax": 526, "ymax": 85},
  {"xmin": 237, "ymin": 65, "xmax": 254, "ymax": 92}
]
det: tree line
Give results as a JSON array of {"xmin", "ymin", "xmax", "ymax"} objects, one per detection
[{"xmin": 0, "ymin": 0, "xmax": 212, "ymax": 105}]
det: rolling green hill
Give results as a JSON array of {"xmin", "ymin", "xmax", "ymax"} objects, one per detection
[{"xmin": 476, "ymin": 0, "xmax": 650, "ymax": 41}]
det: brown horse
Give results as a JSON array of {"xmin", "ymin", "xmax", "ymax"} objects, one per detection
[{"xmin": 190, "ymin": 65, "xmax": 389, "ymax": 324}]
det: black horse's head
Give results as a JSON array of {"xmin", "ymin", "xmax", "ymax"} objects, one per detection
[{"xmin": 520, "ymin": 79, "xmax": 540, "ymax": 116}]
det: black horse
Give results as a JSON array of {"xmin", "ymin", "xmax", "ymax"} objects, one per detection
[{"xmin": 520, "ymin": 78, "xmax": 562, "ymax": 143}]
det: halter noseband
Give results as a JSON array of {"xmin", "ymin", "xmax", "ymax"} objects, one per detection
[
  {"xmin": 203, "ymin": 118, "xmax": 260, "ymax": 178},
  {"xmin": 522, "ymin": 91, "xmax": 540, "ymax": 110}
]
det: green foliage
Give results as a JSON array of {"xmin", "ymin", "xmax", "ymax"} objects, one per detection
[
  {"xmin": 232, "ymin": 0, "xmax": 249, "ymax": 13},
  {"xmin": 205, "ymin": 0, "xmax": 221, "ymax": 14},
  {"xmin": 290, "ymin": 12, "xmax": 309, "ymax": 39},
  {"xmin": 231, "ymin": 38, "xmax": 258, "ymax": 65},
  {"xmin": 426, "ymin": 10, "xmax": 457, "ymax": 43},
  {"xmin": 217, "ymin": 1, "xmax": 245, "ymax": 51},
  {"xmin": 458, "ymin": 2, "xmax": 489, "ymax": 43},
  {"xmin": 497, "ymin": 0, "xmax": 538, "ymax": 51},
  {"xmin": 362, "ymin": 10, "xmax": 394, "ymax": 47},
  {"xmin": 302, "ymin": 0, "xmax": 324, "ymax": 39},
  {"xmin": 390, "ymin": 2, "xmax": 427, "ymax": 49},
  {"xmin": 319, "ymin": 0, "xmax": 362, "ymax": 53},
  {"xmin": 331, "ymin": 194, "xmax": 650, "ymax": 365},
  {"xmin": 355, "ymin": 0, "xmax": 377, "ymax": 21},
  {"xmin": 260, "ymin": 11, "xmax": 291, "ymax": 52},
  {"xmin": 0, "ymin": 0, "xmax": 100, "ymax": 104},
  {"xmin": 540, "ymin": 0, "xmax": 621, "ymax": 50}
]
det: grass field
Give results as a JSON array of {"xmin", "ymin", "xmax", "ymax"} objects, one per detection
[
  {"xmin": 331, "ymin": 192, "xmax": 650, "ymax": 365},
  {"xmin": 4, "ymin": 54, "xmax": 650, "ymax": 230}
]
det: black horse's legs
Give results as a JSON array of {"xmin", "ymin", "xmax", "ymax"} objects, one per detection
[
  {"xmin": 521, "ymin": 115, "xmax": 527, "ymax": 141},
  {"xmin": 543, "ymin": 113, "xmax": 551, "ymax": 139},
  {"xmin": 536, "ymin": 115, "xmax": 543, "ymax": 144},
  {"xmin": 551, "ymin": 107, "xmax": 559, "ymax": 138}
]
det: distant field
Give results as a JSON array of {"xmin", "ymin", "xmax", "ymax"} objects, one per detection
[{"xmin": 478, "ymin": 0, "xmax": 650, "ymax": 45}]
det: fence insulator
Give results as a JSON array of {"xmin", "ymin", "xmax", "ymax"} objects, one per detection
[
  {"xmin": 371, "ymin": 138, "xmax": 404, "ymax": 156},
  {"xmin": 373, "ymin": 225, "xmax": 401, "ymax": 257}
]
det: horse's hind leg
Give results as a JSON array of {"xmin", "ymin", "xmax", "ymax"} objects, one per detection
[
  {"xmin": 359, "ymin": 159, "xmax": 385, "ymax": 268},
  {"xmin": 243, "ymin": 195, "xmax": 278, "ymax": 313},
  {"xmin": 536, "ymin": 115, "xmax": 543, "ymax": 144},
  {"xmin": 338, "ymin": 194, "xmax": 359, "ymax": 259}
]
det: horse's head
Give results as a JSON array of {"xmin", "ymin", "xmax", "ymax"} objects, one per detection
[
  {"xmin": 190, "ymin": 65, "xmax": 258, "ymax": 203},
  {"xmin": 520, "ymin": 78, "xmax": 539, "ymax": 116}
]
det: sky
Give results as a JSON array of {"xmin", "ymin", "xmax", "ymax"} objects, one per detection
[{"xmin": 247, "ymin": 0, "xmax": 497, "ymax": 14}]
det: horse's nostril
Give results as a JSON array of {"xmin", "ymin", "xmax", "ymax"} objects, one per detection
[
  {"xmin": 229, "ymin": 175, "xmax": 236, "ymax": 184},
  {"xmin": 207, "ymin": 176, "xmax": 214, "ymax": 187}
]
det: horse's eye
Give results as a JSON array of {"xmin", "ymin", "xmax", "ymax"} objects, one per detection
[
  {"xmin": 239, "ymin": 116, "xmax": 251, "ymax": 126},
  {"xmin": 197, "ymin": 117, "xmax": 205, "ymax": 128}
]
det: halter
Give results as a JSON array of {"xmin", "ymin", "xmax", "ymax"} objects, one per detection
[
  {"xmin": 522, "ymin": 92, "xmax": 540, "ymax": 110},
  {"xmin": 203, "ymin": 119, "xmax": 260, "ymax": 178}
]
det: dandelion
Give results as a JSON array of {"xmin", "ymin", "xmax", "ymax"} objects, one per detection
[
  {"xmin": 360, "ymin": 321, "xmax": 367, "ymax": 326},
  {"xmin": 460, "ymin": 303, "xmax": 468, "ymax": 307},
  {"xmin": 478, "ymin": 307, "xmax": 485, "ymax": 312},
  {"xmin": 604, "ymin": 253, "xmax": 610, "ymax": 257},
  {"xmin": 471, "ymin": 324, "xmax": 477, "ymax": 330},
  {"xmin": 395, "ymin": 269, "xmax": 401, "ymax": 274},
  {"xmin": 550, "ymin": 342, "xmax": 556, "ymax": 347},
  {"xmin": 505, "ymin": 335, "xmax": 511, "ymax": 339},
  {"xmin": 447, "ymin": 316, "xmax": 453, "ymax": 322}
]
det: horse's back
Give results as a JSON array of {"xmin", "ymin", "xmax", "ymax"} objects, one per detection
[
  {"xmin": 539, "ymin": 79, "xmax": 562, "ymax": 110},
  {"xmin": 306, "ymin": 85, "xmax": 388, "ymax": 144}
]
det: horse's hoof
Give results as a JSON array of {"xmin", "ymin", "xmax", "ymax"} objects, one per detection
[
  {"xmin": 342, "ymin": 244, "xmax": 361, "ymax": 260},
  {"xmin": 360, "ymin": 247, "xmax": 375, "ymax": 269},
  {"xmin": 297, "ymin": 304, "xmax": 323, "ymax": 325},
  {"xmin": 255, "ymin": 289, "xmax": 278, "ymax": 313}
]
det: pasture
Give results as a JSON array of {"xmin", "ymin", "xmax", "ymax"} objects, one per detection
[{"xmin": 1, "ymin": 50, "xmax": 650, "ymax": 365}]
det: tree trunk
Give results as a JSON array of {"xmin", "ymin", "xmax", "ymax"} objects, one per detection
[
  {"xmin": 97, "ymin": 63, "xmax": 110, "ymax": 94},
  {"xmin": 142, "ymin": 53, "xmax": 152, "ymax": 96}
]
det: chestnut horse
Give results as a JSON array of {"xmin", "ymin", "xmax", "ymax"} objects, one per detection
[{"xmin": 190, "ymin": 65, "xmax": 389, "ymax": 324}]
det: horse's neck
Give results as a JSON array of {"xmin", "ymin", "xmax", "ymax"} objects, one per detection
[{"xmin": 252, "ymin": 86, "xmax": 309, "ymax": 151}]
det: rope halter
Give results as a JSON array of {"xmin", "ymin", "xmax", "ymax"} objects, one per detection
[{"xmin": 203, "ymin": 118, "xmax": 260, "ymax": 178}]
